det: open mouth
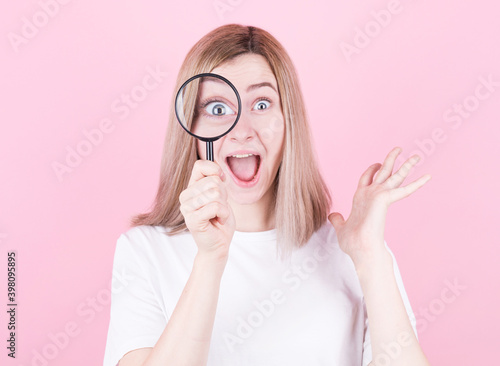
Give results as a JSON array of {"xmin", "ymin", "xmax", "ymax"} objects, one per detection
[{"xmin": 225, "ymin": 153, "xmax": 261, "ymax": 185}]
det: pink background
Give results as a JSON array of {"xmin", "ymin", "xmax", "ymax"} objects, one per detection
[{"xmin": 1, "ymin": 0, "xmax": 498, "ymax": 364}]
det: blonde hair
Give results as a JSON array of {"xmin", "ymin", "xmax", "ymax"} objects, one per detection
[{"xmin": 131, "ymin": 24, "xmax": 332, "ymax": 261}]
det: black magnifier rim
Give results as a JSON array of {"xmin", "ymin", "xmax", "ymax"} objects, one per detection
[{"xmin": 174, "ymin": 72, "xmax": 242, "ymax": 142}]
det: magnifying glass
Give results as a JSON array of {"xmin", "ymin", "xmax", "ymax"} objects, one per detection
[{"xmin": 174, "ymin": 73, "xmax": 242, "ymax": 161}]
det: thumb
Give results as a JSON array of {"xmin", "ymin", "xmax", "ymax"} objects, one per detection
[{"xmin": 328, "ymin": 212, "xmax": 345, "ymax": 231}]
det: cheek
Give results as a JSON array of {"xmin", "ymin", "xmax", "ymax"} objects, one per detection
[
  {"xmin": 259, "ymin": 113, "xmax": 285, "ymax": 146},
  {"xmin": 264, "ymin": 119, "xmax": 285, "ymax": 170}
]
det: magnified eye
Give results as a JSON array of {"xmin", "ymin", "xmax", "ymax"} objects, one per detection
[
  {"xmin": 205, "ymin": 101, "xmax": 235, "ymax": 116},
  {"xmin": 253, "ymin": 100, "xmax": 270, "ymax": 111}
]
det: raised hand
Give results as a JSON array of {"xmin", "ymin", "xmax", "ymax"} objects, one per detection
[{"xmin": 328, "ymin": 147, "xmax": 431, "ymax": 267}]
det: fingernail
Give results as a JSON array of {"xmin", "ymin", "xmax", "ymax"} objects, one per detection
[{"xmin": 220, "ymin": 171, "xmax": 226, "ymax": 181}]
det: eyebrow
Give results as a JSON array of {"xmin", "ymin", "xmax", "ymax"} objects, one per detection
[{"xmin": 246, "ymin": 82, "xmax": 278, "ymax": 94}]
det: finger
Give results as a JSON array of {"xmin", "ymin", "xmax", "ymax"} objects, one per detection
[
  {"xmin": 388, "ymin": 174, "xmax": 431, "ymax": 202},
  {"xmin": 373, "ymin": 147, "xmax": 402, "ymax": 184},
  {"xmin": 190, "ymin": 202, "xmax": 229, "ymax": 227},
  {"xmin": 328, "ymin": 212, "xmax": 345, "ymax": 231},
  {"xmin": 188, "ymin": 160, "xmax": 225, "ymax": 187},
  {"xmin": 182, "ymin": 186, "xmax": 228, "ymax": 213},
  {"xmin": 384, "ymin": 154, "xmax": 420, "ymax": 189},
  {"xmin": 215, "ymin": 203, "xmax": 230, "ymax": 225},
  {"xmin": 180, "ymin": 175, "xmax": 225, "ymax": 204},
  {"xmin": 358, "ymin": 163, "xmax": 382, "ymax": 188}
]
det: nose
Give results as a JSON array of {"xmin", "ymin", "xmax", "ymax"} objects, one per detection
[{"xmin": 228, "ymin": 110, "xmax": 254, "ymax": 143}]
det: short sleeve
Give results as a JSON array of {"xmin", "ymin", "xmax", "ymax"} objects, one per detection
[
  {"xmin": 361, "ymin": 241, "xmax": 418, "ymax": 366},
  {"xmin": 103, "ymin": 234, "xmax": 168, "ymax": 366}
]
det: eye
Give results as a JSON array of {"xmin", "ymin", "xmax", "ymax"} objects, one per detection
[
  {"xmin": 253, "ymin": 99, "xmax": 271, "ymax": 111},
  {"xmin": 205, "ymin": 101, "xmax": 235, "ymax": 116}
]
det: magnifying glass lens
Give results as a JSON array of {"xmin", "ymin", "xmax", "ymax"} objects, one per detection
[{"xmin": 175, "ymin": 75, "xmax": 240, "ymax": 139}]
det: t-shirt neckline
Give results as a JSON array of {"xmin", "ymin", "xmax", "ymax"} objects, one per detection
[
  {"xmin": 156, "ymin": 225, "xmax": 277, "ymax": 242},
  {"xmin": 232, "ymin": 228, "xmax": 277, "ymax": 242}
]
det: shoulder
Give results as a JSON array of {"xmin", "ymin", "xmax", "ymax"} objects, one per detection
[
  {"xmin": 290, "ymin": 221, "xmax": 344, "ymax": 263},
  {"xmin": 114, "ymin": 225, "xmax": 196, "ymax": 266},
  {"xmin": 114, "ymin": 225, "xmax": 177, "ymax": 259},
  {"xmin": 119, "ymin": 224, "xmax": 169, "ymax": 245},
  {"xmin": 310, "ymin": 220, "xmax": 341, "ymax": 250},
  {"xmin": 120, "ymin": 224, "xmax": 194, "ymax": 246}
]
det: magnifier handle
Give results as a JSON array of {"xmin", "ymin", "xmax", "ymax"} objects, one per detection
[{"xmin": 206, "ymin": 141, "xmax": 214, "ymax": 162}]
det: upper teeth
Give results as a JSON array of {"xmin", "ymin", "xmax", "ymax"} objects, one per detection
[{"xmin": 230, "ymin": 153, "xmax": 254, "ymax": 158}]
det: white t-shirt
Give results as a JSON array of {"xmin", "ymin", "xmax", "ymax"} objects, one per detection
[{"xmin": 103, "ymin": 221, "xmax": 418, "ymax": 366}]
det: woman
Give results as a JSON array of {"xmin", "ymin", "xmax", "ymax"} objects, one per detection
[{"xmin": 104, "ymin": 24, "xmax": 431, "ymax": 366}]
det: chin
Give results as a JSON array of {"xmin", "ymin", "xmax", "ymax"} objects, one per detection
[{"xmin": 227, "ymin": 188, "xmax": 266, "ymax": 205}]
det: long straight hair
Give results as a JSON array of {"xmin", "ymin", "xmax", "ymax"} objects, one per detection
[{"xmin": 131, "ymin": 24, "xmax": 332, "ymax": 261}]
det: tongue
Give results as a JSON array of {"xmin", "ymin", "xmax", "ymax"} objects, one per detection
[{"xmin": 227, "ymin": 155, "xmax": 259, "ymax": 182}]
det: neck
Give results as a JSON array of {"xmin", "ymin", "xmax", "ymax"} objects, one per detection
[{"xmin": 229, "ymin": 184, "xmax": 276, "ymax": 232}]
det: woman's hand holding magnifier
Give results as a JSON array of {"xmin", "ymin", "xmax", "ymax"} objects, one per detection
[{"xmin": 179, "ymin": 160, "xmax": 236, "ymax": 264}]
